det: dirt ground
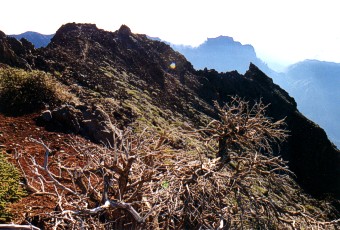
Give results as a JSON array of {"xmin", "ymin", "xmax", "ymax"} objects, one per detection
[{"xmin": 0, "ymin": 112, "xmax": 89, "ymax": 224}]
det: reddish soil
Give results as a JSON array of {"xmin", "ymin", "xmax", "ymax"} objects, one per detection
[
  {"xmin": 0, "ymin": 113, "xmax": 71, "ymax": 156},
  {"xmin": 0, "ymin": 112, "xmax": 88, "ymax": 224}
]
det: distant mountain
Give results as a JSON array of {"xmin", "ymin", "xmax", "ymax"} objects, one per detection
[
  {"xmin": 9, "ymin": 31, "xmax": 53, "ymax": 48},
  {"xmin": 171, "ymin": 36, "xmax": 275, "ymax": 75},
  {"xmin": 283, "ymin": 60, "xmax": 340, "ymax": 147},
  {"xmin": 169, "ymin": 36, "xmax": 339, "ymax": 148}
]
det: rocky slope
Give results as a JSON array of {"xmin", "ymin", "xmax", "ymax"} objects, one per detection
[
  {"xmin": 0, "ymin": 23, "xmax": 339, "ymax": 199},
  {"xmin": 14, "ymin": 31, "xmax": 340, "ymax": 149},
  {"xmin": 0, "ymin": 31, "xmax": 34, "ymax": 69}
]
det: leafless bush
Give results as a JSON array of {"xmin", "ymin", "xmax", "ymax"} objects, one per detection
[
  {"xmin": 14, "ymin": 97, "xmax": 339, "ymax": 229},
  {"xmin": 204, "ymin": 97, "xmax": 288, "ymax": 160}
]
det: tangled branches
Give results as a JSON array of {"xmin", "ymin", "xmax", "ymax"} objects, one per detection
[
  {"xmin": 204, "ymin": 97, "xmax": 288, "ymax": 160},
  {"xmin": 181, "ymin": 97, "xmax": 338, "ymax": 229},
  {"xmin": 14, "ymin": 97, "xmax": 339, "ymax": 229}
]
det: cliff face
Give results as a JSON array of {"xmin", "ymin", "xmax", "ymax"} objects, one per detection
[{"xmin": 0, "ymin": 23, "xmax": 339, "ymax": 197}]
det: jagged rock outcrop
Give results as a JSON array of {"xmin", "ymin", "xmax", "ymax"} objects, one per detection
[
  {"xmin": 40, "ymin": 104, "xmax": 122, "ymax": 146},
  {"xmin": 0, "ymin": 23, "xmax": 339, "ymax": 198},
  {"xmin": 0, "ymin": 30, "xmax": 31, "ymax": 68}
]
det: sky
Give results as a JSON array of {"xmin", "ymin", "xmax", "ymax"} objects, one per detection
[{"xmin": 1, "ymin": 0, "xmax": 339, "ymax": 71}]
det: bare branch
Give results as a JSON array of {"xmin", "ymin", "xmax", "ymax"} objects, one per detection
[
  {"xmin": 0, "ymin": 224, "xmax": 40, "ymax": 230},
  {"xmin": 12, "ymin": 100, "xmax": 337, "ymax": 229}
]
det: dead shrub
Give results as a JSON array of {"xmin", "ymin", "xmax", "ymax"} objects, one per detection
[{"xmin": 12, "ymin": 97, "xmax": 339, "ymax": 229}]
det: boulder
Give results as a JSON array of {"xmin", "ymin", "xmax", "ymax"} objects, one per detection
[
  {"xmin": 44, "ymin": 105, "xmax": 121, "ymax": 146},
  {"xmin": 51, "ymin": 105, "xmax": 82, "ymax": 133}
]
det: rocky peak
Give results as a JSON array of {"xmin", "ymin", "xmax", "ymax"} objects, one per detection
[
  {"xmin": 38, "ymin": 23, "xmax": 195, "ymax": 90},
  {"xmin": 245, "ymin": 63, "xmax": 274, "ymax": 84},
  {"xmin": 0, "ymin": 31, "xmax": 32, "ymax": 68},
  {"xmin": 118, "ymin": 24, "xmax": 132, "ymax": 36},
  {"xmin": 0, "ymin": 30, "xmax": 6, "ymax": 38},
  {"xmin": 55, "ymin": 22, "xmax": 99, "ymax": 35},
  {"xmin": 205, "ymin": 36, "xmax": 251, "ymax": 50},
  {"xmin": 50, "ymin": 23, "xmax": 100, "ymax": 47},
  {"xmin": 20, "ymin": 37, "xmax": 35, "ymax": 51}
]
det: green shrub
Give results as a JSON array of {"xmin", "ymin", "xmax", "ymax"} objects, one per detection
[
  {"xmin": 0, "ymin": 153, "xmax": 26, "ymax": 223},
  {"xmin": 0, "ymin": 67, "xmax": 64, "ymax": 114}
]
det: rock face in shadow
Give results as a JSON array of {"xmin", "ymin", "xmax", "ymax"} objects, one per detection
[
  {"xmin": 0, "ymin": 23, "xmax": 339, "ymax": 198},
  {"xmin": 39, "ymin": 104, "xmax": 121, "ymax": 146},
  {"xmin": 0, "ymin": 30, "xmax": 33, "ymax": 68}
]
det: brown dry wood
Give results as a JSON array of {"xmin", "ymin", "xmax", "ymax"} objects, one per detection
[{"xmin": 0, "ymin": 224, "xmax": 40, "ymax": 230}]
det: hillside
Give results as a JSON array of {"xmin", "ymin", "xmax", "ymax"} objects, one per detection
[
  {"xmin": 11, "ymin": 32, "xmax": 338, "ymax": 148},
  {"xmin": 0, "ymin": 23, "xmax": 339, "ymax": 228}
]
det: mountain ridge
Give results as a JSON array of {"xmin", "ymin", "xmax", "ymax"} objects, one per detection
[
  {"xmin": 2, "ymin": 23, "xmax": 338, "ymax": 196},
  {"xmin": 0, "ymin": 23, "xmax": 339, "ymax": 227}
]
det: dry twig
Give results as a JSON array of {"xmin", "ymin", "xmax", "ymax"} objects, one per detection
[{"xmin": 13, "ymin": 97, "xmax": 339, "ymax": 229}]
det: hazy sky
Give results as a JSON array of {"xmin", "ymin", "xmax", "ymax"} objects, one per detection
[{"xmin": 1, "ymin": 0, "xmax": 339, "ymax": 71}]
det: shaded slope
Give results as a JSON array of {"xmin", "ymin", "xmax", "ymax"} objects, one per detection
[
  {"xmin": 196, "ymin": 65, "xmax": 340, "ymax": 197},
  {"xmin": 0, "ymin": 31, "xmax": 34, "ymax": 69}
]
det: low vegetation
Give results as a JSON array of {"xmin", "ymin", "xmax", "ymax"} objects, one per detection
[
  {"xmin": 10, "ymin": 97, "xmax": 338, "ymax": 229},
  {"xmin": 0, "ymin": 67, "xmax": 72, "ymax": 114},
  {"xmin": 0, "ymin": 153, "xmax": 26, "ymax": 223}
]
